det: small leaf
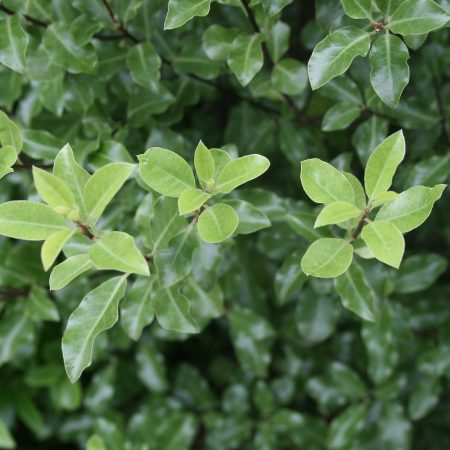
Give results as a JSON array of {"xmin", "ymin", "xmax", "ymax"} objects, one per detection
[
  {"xmin": 62, "ymin": 276, "xmax": 127, "ymax": 382},
  {"xmin": 153, "ymin": 284, "xmax": 199, "ymax": 333},
  {"xmin": 0, "ymin": 145, "xmax": 17, "ymax": 179},
  {"xmin": 197, "ymin": 203, "xmax": 239, "ymax": 243},
  {"xmin": 361, "ymin": 221, "xmax": 405, "ymax": 268},
  {"xmin": 26, "ymin": 286, "xmax": 60, "ymax": 322},
  {"xmin": 139, "ymin": 147, "xmax": 195, "ymax": 197},
  {"xmin": 0, "ymin": 418, "xmax": 16, "ymax": 449},
  {"xmin": 84, "ymin": 162, "xmax": 135, "ymax": 224},
  {"xmin": 0, "ymin": 111, "xmax": 22, "ymax": 151},
  {"xmin": 202, "ymin": 25, "xmax": 238, "ymax": 61},
  {"xmin": 327, "ymin": 404, "xmax": 367, "ymax": 449},
  {"xmin": 271, "ymin": 59, "xmax": 308, "ymax": 96},
  {"xmin": 0, "ymin": 15, "xmax": 29, "ymax": 73},
  {"xmin": 262, "ymin": 0, "xmax": 294, "ymax": 16},
  {"xmin": 194, "ymin": 140, "xmax": 215, "ymax": 182},
  {"xmin": 408, "ymin": 376, "xmax": 441, "ymax": 420},
  {"xmin": 164, "ymin": 0, "xmax": 211, "ymax": 30},
  {"xmin": 340, "ymin": 0, "xmax": 372, "ymax": 19},
  {"xmin": 322, "ymin": 103, "xmax": 361, "ymax": 131},
  {"xmin": 0, "ymin": 201, "xmax": 70, "ymax": 241},
  {"xmin": 216, "ymin": 155, "xmax": 270, "ymax": 193},
  {"xmin": 343, "ymin": 172, "xmax": 367, "ymax": 209},
  {"xmin": 370, "ymin": 33, "xmax": 410, "ymax": 107},
  {"xmin": 87, "ymin": 435, "xmax": 106, "ymax": 450},
  {"xmin": 364, "ymin": 130, "xmax": 405, "ymax": 200},
  {"xmin": 89, "ymin": 231, "xmax": 149, "ymax": 276},
  {"xmin": 224, "ymin": 199, "xmax": 271, "ymax": 235},
  {"xmin": 41, "ymin": 229, "xmax": 76, "ymax": 271},
  {"xmin": 274, "ymin": 252, "xmax": 307, "ymax": 305},
  {"xmin": 228, "ymin": 34, "xmax": 264, "ymax": 87},
  {"xmin": 315, "ymin": 201, "xmax": 362, "ymax": 228},
  {"xmin": 334, "ymin": 262, "xmax": 376, "ymax": 321},
  {"xmin": 308, "ymin": 27, "xmax": 371, "ymax": 90},
  {"xmin": 371, "ymin": 191, "xmax": 399, "ymax": 208},
  {"xmin": 301, "ymin": 238, "xmax": 353, "ymax": 278},
  {"xmin": 126, "ymin": 42, "xmax": 161, "ymax": 90},
  {"xmin": 376, "ymin": 0, "xmax": 404, "ymax": 17},
  {"xmin": 300, "ymin": 158, "xmax": 355, "ymax": 204},
  {"xmin": 50, "ymin": 254, "xmax": 93, "ymax": 291},
  {"xmin": 178, "ymin": 188, "xmax": 211, "ymax": 215},
  {"xmin": 389, "ymin": 0, "xmax": 450, "ymax": 36}
]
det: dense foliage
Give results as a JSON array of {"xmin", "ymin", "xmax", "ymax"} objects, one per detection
[{"xmin": 0, "ymin": 0, "xmax": 449, "ymax": 449}]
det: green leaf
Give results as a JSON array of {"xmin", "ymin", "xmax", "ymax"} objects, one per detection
[
  {"xmin": 271, "ymin": 59, "xmax": 308, "ymax": 96},
  {"xmin": 274, "ymin": 252, "xmax": 307, "ymax": 305},
  {"xmin": 0, "ymin": 145, "xmax": 17, "ymax": 179},
  {"xmin": 50, "ymin": 254, "xmax": 93, "ymax": 291},
  {"xmin": 89, "ymin": 231, "xmax": 149, "ymax": 276},
  {"xmin": 84, "ymin": 162, "xmax": 134, "ymax": 224},
  {"xmin": 41, "ymin": 229, "xmax": 76, "ymax": 271},
  {"xmin": 178, "ymin": 188, "xmax": 211, "ymax": 215},
  {"xmin": 344, "ymin": 172, "xmax": 367, "ymax": 209},
  {"xmin": 364, "ymin": 130, "xmax": 405, "ymax": 201},
  {"xmin": 26, "ymin": 285, "xmax": 60, "ymax": 322},
  {"xmin": 314, "ymin": 201, "xmax": 362, "ymax": 227},
  {"xmin": 376, "ymin": 184, "xmax": 446, "ymax": 232},
  {"xmin": 0, "ymin": 15, "xmax": 28, "ymax": 73},
  {"xmin": 194, "ymin": 140, "xmax": 215, "ymax": 182},
  {"xmin": 197, "ymin": 203, "xmax": 239, "ymax": 243},
  {"xmin": 224, "ymin": 199, "xmax": 271, "ymax": 235},
  {"xmin": 361, "ymin": 220, "xmax": 405, "ymax": 268},
  {"xmin": 43, "ymin": 22, "xmax": 98, "ymax": 74},
  {"xmin": 267, "ymin": 21, "xmax": 290, "ymax": 63},
  {"xmin": 62, "ymin": 275, "xmax": 128, "ymax": 382},
  {"xmin": 136, "ymin": 341, "xmax": 168, "ymax": 393},
  {"xmin": 371, "ymin": 190, "xmax": 399, "ymax": 208},
  {"xmin": 340, "ymin": 0, "xmax": 372, "ymax": 19},
  {"xmin": 33, "ymin": 167, "xmax": 78, "ymax": 219},
  {"xmin": 121, "ymin": 276, "xmax": 155, "ymax": 341},
  {"xmin": 389, "ymin": 0, "xmax": 450, "ymax": 36},
  {"xmin": 164, "ymin": 0, "xmax": 211, "ymax": 30},
  {"xmin": 139, "ymin": 147, "xmax": 195, "ymax": 197},
  {"xmin": 227, "ymin": 34, "xmax": 264, "ymax": 87},
  {"xmin": 0, "ymin": 418, "xmax": 16, "ymax": 449},
  {"xmin": 300, "ymin": 158, "xmax": 355, "ymax": 204},
  {"xmin": 87, "ymin": 435, "xmax": 106, "ymax": 450},
  {"xmin": 334, "ymin": 262, "xmax": 376, "ymax": 321},
  {"xmin": 352, "ymin": 116, "xmax": 389, "ymax": 166},
  {"xmin": 126, "ymin": 42, "xmax": 161, "ymax": 90},
  {"xmin": 370, "ymin": 33, "xmax": 410, "ymax": 107},
  {"xmin": 308, "ymin": 27, "xmax": 371, "ymax": 90},
  {"xmin": 376, "ymin": 0, "xmax": 404, "ymax": 17},
  {"xmin": 322, "ymin": 103, "xmax": 361, "ymax": 131},
  {"xmin": 301, "ymin": 238, "xmax": 353, "ymax": 278},
  {"xmin": 128, "ymin": 85, "xmax": 175, "ymax": 122},
  {"xmin": 202, "ymin": 25, "xmax": 238, "ymax": 61},
  {"xmin": 408, "ymin": 376, "xmax": 441, "ymax": 420},
  {"xmin": 153, "ymin": 284, "xmax": 199, "ymax": 333},
  {"xmin": 216, "ymin": 155, "xmax": 270, "ymax": 193},
  {"xmin": 54, "ymin": 144, "xmax": 90, "ymax": 221},
  {"xmin": 0, "ymin": 201, "xmax": 70, "ymax": 241},
  {"xmin": 327, "ymin": 404, "xmax": 367, "ymax": 449},
  {"xmin": 0, "ymin": 111, "xmax": 22, "ymax": 151}
]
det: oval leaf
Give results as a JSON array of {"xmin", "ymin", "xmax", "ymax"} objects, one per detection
[
  {"xmin": 315, "ymin": 201, "xmax": 362, "ymax": 228},
  {"xmin": 178, "ymin": 188, "xmax": 211, "ymax": 215},
  {"xmin": 197, "ymin": 203, "xmax": 239, "ymax": 243}
]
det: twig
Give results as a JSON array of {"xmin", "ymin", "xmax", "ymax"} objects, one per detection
[
  {"xmin": 101, "ymin": 0, "xmax": 139, "ymax": 43},
  {"xmin": 0, "ymin": 3, "xmax": 48, "ymax": 28}
]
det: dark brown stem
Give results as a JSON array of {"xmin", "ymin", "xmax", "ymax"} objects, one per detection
[
  {"xmin": 76, "ymin": 221, "xmax": 96, "ymax": 240},
  {"xmin": 0, "ymin": 287, "xmax": 28, "ymax": 301},
  {"xmin": 0, "ymin": 3, "xmax": 48, "ymax": 28},
  {"xmin": 101, "ymin": 0, "xmax": 139, "ymax": 43},
  {"xmin": 351, "ymin": 209, "xmax": 370, "ymax": 242},
  {"xmin": 14, "ymin": 162, "xmax": 53, "ymax": 170}
]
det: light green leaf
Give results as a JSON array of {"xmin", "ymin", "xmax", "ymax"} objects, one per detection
[
  {"xmin": 178, "ymin": 188, "xmax": 211, "ymax": 215},
  {"xmin": 315, "ymin": 201, "xmax": 362, "ymax": 228},
  {"xmin": 370, "ymin": 33, "xmax": 410, "ymax": 108},
  {"xmin": 371, "ymin": 190, "xmax": 398, "ymax": 208},
  {"xmin": 389, "ymin": 0, "xmax": 450, "ymax": 35},
  {"xmin": 361, "ymin": 220, "xmax": 405, "ymax": 268},
  {"xmin": 0, "ymin": 15, "xmax": 28, "ymax": 73},
  {"xmin": 121, "ymin": 276, "xmax": 155, "ymax": 341},
  {"xmin": 262, "ymin": 0, "xmax": 294, "ymax": 15},
  {"xmin": 327, "ymin": 404, "xmax": 367, "ymax": 449},
  {"xmin": 194, "ymin": 140, "xmax": 215, "ymax": 182},
  {"xmin": 89, "ymin": 231, "xmax": 149, "ymax": 276},
  {"xmin": 139, "ymin": 147, "xmax": 195, "ymax": 197},
  {"xmin": 224, "ymin": 199, "xmax": 271, "ymax": 235},
  {"xmin": 84, "ymin": 162, "xmax": 135, "ymax": 224},
  {"xmin": 210, "ymin": 148, "xmax": 232, "ymax": 179},
  {"xmin": 334, "ymin": 262, "xmax": 376, "ymax": 321},
  {"xmin": 340, "ymin": 0, "xmax": 372, "ymax": 18},
  {"xmin": 43, "ymin": 22, "xmax": 98, "ymax": 74},
  {"xmin": 300, "ymin": 158, "xmax": 355, "ymax": 204},
  {"xmin": 271, "ymin": 59, "xmax": 308, "ymax": 96},
  {"xmin": 364, "ymin": 130, "xmax": 405, "ymax": 200},
  {"xmin": 376, "ymin": 184, "xmax": 446, "ymax": 232},
  {"xmin": 153, "ymin": 284, "xmax": 199, "ymax": 333},
  {"xmin": 228, "ymin": 34, "xmax": 264, "ymax": 87},
  {"xmin": 41, "ymin": 229, "xmax": 76, "ymax": 271},
  {"xmin": 126, "ymin": 42, "xmax": 161, "ymax": 90},
  {"xmin": 216, "ymin": 154, "xmax": 270, "ymax": 193},
  {"xmin": 408, "ymin": 376, "xmax": 441, "ymax": 420},
  {"xmin": 322, "ymin": 103, "xmax": 361, "ymax": 131},
  {"xmin": 197, "ymin": 203, "xmax": 239, "ymax": 243},
  {"xmin": 0, "ymin": 418, "xmax": 16, "ymax": 449},
  {"xmin": 50, "ymin": 254, "xmax": 93, "ymax": 291},
  {"xmin": 301, "ymin": 238, "xmax": 353, "ymax": 278},
  {"xmin": 202, "ymin": 25, "xmax": 238, "ymax": 61},
  {"xmin": 0, "ymin": 145, "xmax": 17, "ymax": 179},
  {"xmin": 376, "ymin": 0, "xmax": 404, "ymax": 17},
  {"xmin": 0, "ymin": 111, "xmax": 22, "ymax": 151},
  {"xmin": 87, "ymin": 435, "xmax": 106, "ymax": 450},
  {"xmin": 0, "ymin": 201, "xmax": 70, "ymax": 241},
  {"xmin": 343, "ymin": 172, "xmax": 366, "ymax": 210},
  {"xmin": 54, "ymin": 144, "xmax": 90, "ymax": 221},
  {"xmin": 164, "ymin": 0, "xmax": 211, "ymax": 30},
  {"xmin": 26, "ymin": 286, "xmax": 60, "ymax": 322},
  {"xmin": 62, "ymin": 275, "xmax": 128, "ymax": 382},
  {"xmin": 33, "ymin": 167, "xmax": 78, "ymax": 219},
  {"xmin": 308, "ymin": 27, "xmax": 371, "ymax": 90}
]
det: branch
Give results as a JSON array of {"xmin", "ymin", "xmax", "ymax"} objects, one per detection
[
  {"xmin": 0, "ymin": 3, "xmax": 48, "ymax": 28},
  {"xmin": 101, "ymin": 0, "xmax": 139, "ymax": 43}
]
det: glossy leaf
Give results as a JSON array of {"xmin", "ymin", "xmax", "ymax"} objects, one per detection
[
  {"xmin": 315, "ymin": 201, "xmax": 361, "ymax": 227},
  {"xmin": 340, "ymin": 0, "xmax": 372, "ymax": 19},
  {"xmin": 41, "ymin": 229, "xmax": 76, "ymax": 271},
  {"xmin": 0, "ymin": 15, "xmax": 28, "ymax": 73},
  {"xmin": 197, "ymin": 203, "xmax": 239, "ymax": 243},
  {"xmin": 322, "ymin": 103, "xmax": 361, "ymax": 131},
  {"xmin": 0, "ymin": 145, "xmax": 17, "ymax": 179},
  {"xmin": 50, "ymin": 254, "xmax": 93, "ymax": 290},
  {"xmin": 194, "ymin": 140, "xmax": 215, "ymax": 182},
  {"xmin": 178, "ymin": 188, "xmax": 211, "ymax": 215},
  {"xmin": 0, "ymin": 111, "xmax": 22, "ymax": 151},
  {"xmin": 164, "ymin": 0, "xmax": 211, "ymax": 30},
  {"xmin": 271, "ymin": 59, "xmax": 308, "ymax": 96},
  {"xmin": 126, "ymin": 42, "xmax": 161, "ymax": 90}
]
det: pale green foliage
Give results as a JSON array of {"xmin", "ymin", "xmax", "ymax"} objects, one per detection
[
  {"xmin": 315, "ymin": 202, "xmax": 362, "ymax": 228},
  {"xmin": 0, "ymin": 145, "xmax": 17, "ymax": 179},
  {"xmin": 197, "ymin": 203, "xmax": 239, "ymax": 243},
  {"xmin": 178, "ymin": 188, "xmax": 211, "ymax": 215},
  {"xmin": 49, "ymin": 255, "xmax": 93, "ymax": 291}
]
